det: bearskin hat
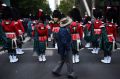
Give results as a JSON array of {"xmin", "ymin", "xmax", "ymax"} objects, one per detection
[
  {"xmin": 69, "ymin": 7, "xmax": 82, "ymax": 22},
  {"xmin": 45, "ymin": 14, "xmax": 51, "ymax": 21},
  {"xmin": 52, "ymin": 10, "xmax": 62, "ymax": 19},
  {"xmin": 83, "ymin": 16, "xmax": 91, "ymax": 24},
  {"xmin": 93, "ymin": 8, "xmax": 102, "ymax": 19},
  {"xmin": 106, "ymin": 6, "xmax": 117, "ymax": 23},
  {"xmin": 2, "ymin": 6, "xmax": 12, "ymax": 19},
  {"xmin": 11, "ymin": 7, "xmax": 21, "ymax": 21}
]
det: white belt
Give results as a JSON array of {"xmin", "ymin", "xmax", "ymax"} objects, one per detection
[
  {"xmin": 94, "ymin": 29, "xmax": 101, "ymax": 31},
  {"xmin": 107, "ymin": 34, "xmax": 113, "ymax": 37},
  {"xmin": 6, "ymin": 32, "xmax": 16, "ymax": 35},
  {"xmin": 5, "ymin": 32, "xmax": 16, "ymax": 39}
]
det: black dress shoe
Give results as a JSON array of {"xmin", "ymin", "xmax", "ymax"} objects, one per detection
[
  {"xmin": 52, "ymin": 71, "xmax": 61, "ymax": 77},
  {"xmin": 67, "ymin": 73, "xmax": 77, "ymax": 79}
]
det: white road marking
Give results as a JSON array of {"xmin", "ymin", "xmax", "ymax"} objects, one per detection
[
  {"xmin": 22, "ymin": 47, "xmax": 120, "ymax": 50},
  {"xmin": 0, "ymin": 50, "xmax": 7, "ymax": 55},
  {"xmin": 22, "ymin": 47, "xmax": 58, "ymax": 50},
  {"xmin": 0, "ymin": 47, "xmax": 120, "ymax": 55}
]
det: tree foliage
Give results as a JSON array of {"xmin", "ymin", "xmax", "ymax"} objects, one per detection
[
  {"xmin": 58, "ymin": 0, "xmax": 74, "ymax": 15},
  {"xmin": 10, "ymin": 0, "xmax": 51, "ymax": 17}
]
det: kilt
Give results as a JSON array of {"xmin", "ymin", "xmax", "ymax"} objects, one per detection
[
  {"xmin": 84, "ymin": 29, "xmax": 92, "ymax": 42},
  {"xmin": 34, "ymin": 39, "xmax": 46, "ymax": 55},
  {"xmin": 91, "ymin": 34, "xmax": 100, "ymax": 47},
  {"xmin": 6, "ymin": 38, "xmax": 17, "ymax": 49}
]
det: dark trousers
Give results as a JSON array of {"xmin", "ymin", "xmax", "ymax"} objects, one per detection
[
  {"xmin": 92, "ymin": 40, "xmax": 99, "ymax": 48},
  {"xmin": 8, "ymin": 49, "xmax": 16, "ymax": 56},
  {"xmin": 71, "ymin": 41, "xmax": 79, "ymax": 55},
  {"xmin": 53, "ymin": 45, "xmax": 74, "ymax": 75},
  {"xmin": 53, "ymin": 33, "xmax": 58, "ymax": 47},
  {"xmin": 53, "ymin": 33, "xmax": 60, "ymax": 53}
]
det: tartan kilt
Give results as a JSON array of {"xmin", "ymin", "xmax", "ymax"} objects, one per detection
[
  {"xmin": 34, "ymin": 39, "xmax": 46, "ymax": 54},
  {"xmin": 53, "ymin": 32, "xmax": 59, "ymax": 41},
  {"xmin": 84, "ymin": 35, "xmax": 92, "ymax": 43},
  {"xmin": 91, "ymin": 34, "xmax": 100, "ymax": 47},
  {"xmin": 0, "ymin": 39, "xmax": 3, "ymax": 46},
  {"xmin": 6, "ymin": 38, "xmax": 17, "ymax": 49},
  {"xmin": 102, "ymin": 42, "xmax": 113, "ymax": 52},
  {"xmin": 84, "ymin": 29, "xmax": 92, "ymax": 42}
]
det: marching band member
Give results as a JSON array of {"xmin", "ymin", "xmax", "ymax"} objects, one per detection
[
  {"xmin": 91, "ymin": 8, "xmax": 103, "ymax": 54},
  {"xmin": 10, "ymin": 7, "xmax": 25, "ymax": 55},
  {"xmin": 100, "ymin": 19, "xmax": 117, "ymax": 64},
  {"xmin": 1, "ymin": 6, "xmax": 19, "ymax": 63},
  {"xmin": 33, "ymin": 22, "xmax": 48, "ymax": 62},
  {"xmin": 69, "ymin": 7, "xmax": 83, "ymax": 63},
  {"xmin": 84, "ymin": 16, "xmax": 92, "ymax": 47},
  {"xmin": 50, "ymin": 10, "xmax": 61, "ymax": 48},
  {"xmin": 69, "ymin": 21, "xmax": 83, "ymax": 63}
]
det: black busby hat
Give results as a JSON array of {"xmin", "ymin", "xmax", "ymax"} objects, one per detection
[
  {"xmin": 106, "ymin": 6, "xmax": 117, "ymax": 23},
  {"xmin": 2, "ymin": 6, "xmax": 12, "ymax": 19},
  {"xmin": 52, "ymin": 10, "xmax": 62, "ymax": 19},
  {"xmin": 11, "ymin": 7, "xmax": 21, "ymax": 20},
  {"xmin": 69, "ymin": 7, "xmax": 82, "ymax": 22},
  {"xmin": 93, "ymin": 8, "xmax": 102, "ymax": 19}
]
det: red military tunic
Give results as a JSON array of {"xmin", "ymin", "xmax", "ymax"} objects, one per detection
[
  {"xmin": 49, "ymin": 21, "xmax": 60, "ymax": 33},
  {"xmin": 94, "ymin": 19, "xmax": 103, "ymax": 35},
  {"xmin": 14, "ymin": 19, "xmax": 25, "ymax": 36},
  {"xmin": 36, "ymin": 23, "xmax": 48, "ymax": 42},
  {"xmin": 105, "ymin": 22, "xmax": 117, "ymax": 42},
  {"xmin": 69, "ymin": 22, "xmax": 83, "ymax": 40},
  {"xmin": 85, "ymin": 21, "xmax": 92, "ymax": 31},
  {"xmin": 1, "ymin": 20, "xmax": 19, "ymax": 39}
]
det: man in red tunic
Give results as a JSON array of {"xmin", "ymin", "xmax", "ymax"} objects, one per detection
[
  {"xmin": 69, "ymin": 7, "xmax": 83, "ymax": 63},
  {"xmin": 1, "ymin": 6, "xmax": 20, "ymax": 63},
  {"xmin": 91, "ymin": 7, "xmax": 103, "ymax": 54},
  {"xmin": 14, "ymin": 19, "xmax": 25, "ymax": 55},
  {"xmin": 91, "ymin": 18, "xmax": 103, "ymax": 54},
  {"xmin": 69, "ymin": 21, "xmax": 83, "ymax": 63},
  {"xmin": 11, "ymin": 7, "xmax": 25, "ymax": 55},
  {"xmin": 33, "ymin": 22, "xmax": 48, "ymax": 62},
  {"xmin": 84, "ymin": 16, "xmax": 92, "ymax": 47},
  {"xmin": 100, "ymin": 19, "xmax": 117, "ymax": 64},
  {"xmin": 49, "ymin": 10, "xmax": 61, "ymax": 51}
]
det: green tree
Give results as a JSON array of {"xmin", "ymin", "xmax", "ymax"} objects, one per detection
[
  {"xmin": 58, "ymin": 0, "xmax": 74, "ymax": 15},
  {"xmin": 11, "ymin": 0, "xmax": 51, "ymax": 17}
]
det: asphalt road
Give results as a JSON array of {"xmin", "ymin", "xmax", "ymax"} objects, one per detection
[{"xmin": 0, "ymin": 39, "xmax": 120, "ymax": 79}]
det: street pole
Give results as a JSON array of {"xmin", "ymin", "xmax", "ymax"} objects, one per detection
[
  {"xmin": 91, "ymin": 0, "xmax": 95, "ymax": 19},
  {"xmin": 82, "ymin": 0, "xmax": 91, "ymax": 16}
]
